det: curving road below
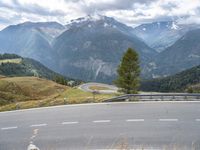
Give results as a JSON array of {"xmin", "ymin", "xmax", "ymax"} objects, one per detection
[
  {"xmin": 0, "ymin": 102, "xmax": 200, "ymax": 149},
  {"xmin": 79, "ymin": 82, "xmax": 118, "ymax": 94}
]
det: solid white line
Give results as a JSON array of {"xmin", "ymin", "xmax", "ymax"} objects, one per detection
[
  {"xmin": 30, "ymin": 124, "xmax": 47, "ymax": 127},
  {"xmin": 196, "ymin": 119, "xmax": 200, "ymax": 121},
  {"xmin": 62, "ymin": 121, "xmax": 79, "ymax": 125},
  {"xmin": 1, "ymin": 126, "xmax": 18, "ymax": 130},
  {"xmin": 126, "ymin": 119, "xmax": 144, "ymax": 122},
  {"xmin": 93, "ymin": 120, "xmax": 111, "ymax": 123},
  {"xmin": 159, "ymin": 119, "xmax": 178, "ymax": 122}
]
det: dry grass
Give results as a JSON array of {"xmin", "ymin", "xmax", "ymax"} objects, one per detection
[
  {"xmin": 0, "ymin": 77, "xmax": 117, "ymax": 111},
  {"xmin": 0, "ymin": 58, "xmax": 22, "ymax": 64},
  {"xmin": 57, "ymin": 88, "xmax": 116, "ymax": 104},
  {"xmin": 0, "ymin": 76, "xmax": 67, "ymax": 101}
]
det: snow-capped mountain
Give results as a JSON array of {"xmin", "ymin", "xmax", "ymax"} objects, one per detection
[
  {"xmin": 65, "ymin": 15, "xmax": 136, "ymax": 38},
  {"xmin": 18, "ymin": 21, "xmax": 66, "ymax": 40},
  {"xmin": 1, "ymin": 15, "xmax": 200, "ymax": 83},
  {"xmin": 133, "ymin": 21, "xmax": 198, "ymax": 52},
  {"xmin": 52, "ymin": 15, "xmax": 157, "ymax": 83}
]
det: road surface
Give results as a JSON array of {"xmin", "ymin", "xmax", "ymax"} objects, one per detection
[
  {"xmin": 79, "ymin": 82, "xmax": 118, "ymax": 94},
  {"xmin": 0, "ymin": 102, "xmax": 200, "ymax": 149}
]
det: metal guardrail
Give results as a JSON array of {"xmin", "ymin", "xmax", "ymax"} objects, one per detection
[{"xmin": 104, "ymin": 93, "xmax": 200, "ymax": 102}]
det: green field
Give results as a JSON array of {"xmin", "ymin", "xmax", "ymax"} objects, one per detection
[{"xmin": 0, "ymin": 58, "xmax": 22, "ymax": 64}]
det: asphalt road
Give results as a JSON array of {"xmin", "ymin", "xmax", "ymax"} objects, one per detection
[
  {"xmin": 1, "ymin": 102, "xmax": 200, "ymax": 150},
  {"xmin": 79, "ymin": 82, "xmax": 118, "ymax": 94}
]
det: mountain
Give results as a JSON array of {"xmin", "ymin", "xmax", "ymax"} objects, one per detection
[
  {"xmin": 0, "ymin": 21, "xmax": 65, "ymax": 68},
  {"xmin": 133, "ymin": 21, "xmax": 199, "ymax": 52},
  {"xmin": 53, "ymin": 15, "xmax": 157, "ymax": 83},
  {"xmin": 22, "ymin": 21, "xmax": 66, "ymax": 38},
  {"xmin": 141, "ymin": 65, "xmax": 200, "ymax": 92},
  {"xmin": 0, "ymin": 53, "xmax": 80, "ymax": 86},
  {"xmin": 145, "ymin": 29, "xmax": 200, "ymax": 78},
  {"xmin": 3, "ymin": 16, "xmax": 200, "ymax": 83}
]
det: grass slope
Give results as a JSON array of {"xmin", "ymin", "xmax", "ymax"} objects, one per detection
[
  {"xmin": 0, "ymin": 77, "xmax": 115, "ymax": 111},
  {"xmin": 0, "ymin": 77, "xmax": 67, "ymax": 105}
]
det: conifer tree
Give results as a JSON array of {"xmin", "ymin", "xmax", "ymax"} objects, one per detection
[{"xmin": 114, "ymin": 48, "xmax": 140, "ymax": 94}]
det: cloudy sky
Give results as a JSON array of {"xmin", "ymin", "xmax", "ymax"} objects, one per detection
[{"xmin": 0, "ymin": 0, "xmax": 200, "ymax": 30}]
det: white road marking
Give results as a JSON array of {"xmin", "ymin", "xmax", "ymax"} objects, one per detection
[
  {"xmin": 159, "ymin": 119, "xmax": 178, "ymax": 122},
  {"xmin": 195, "ymin": 119, "xmax": 200, "ymax": 121},
  {"xmin": 62, "ymin": 121, "xmax": 79, "ymax": 125},
  {"xmin": 126, "ymin": 119, "xmax": 144, "ymax": 122},
  {"xmin": 1, "ymin": 126, "xmax": 18, "ymax": 130},
  {"xmin": 97, "ymin": 149, "xmax": 161, "ymax": 150},
  {"xmin": 93, "ymin": 120, "xmax": 111, "ymax": 123},
  {"xmin": 27, "ymin": 143, "xmax": 40, "ymax": 150},
  {"xmin": 30, "ymin": 124, "xmax": 47, "ymax": 127}
]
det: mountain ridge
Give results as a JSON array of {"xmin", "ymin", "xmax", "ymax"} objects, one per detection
[
  {"xmin": 0, "ymin": 15, "xmax": 200, "ymax": 83},
  {"xmin": 144, "ymin": 28, "xmax": 200, "ymax": 79}
]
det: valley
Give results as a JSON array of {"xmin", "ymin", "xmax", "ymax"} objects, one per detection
[
  {"xmin": 0, "ymin": 15, "xmax": 200, "ymax": 111},
  {"xmin": 0, "ymin": 15, "xmax": 199, "ymax": 83},
  {"xmin": 1, "ymin": 1, "xmax": 200, "ymax": 150}
]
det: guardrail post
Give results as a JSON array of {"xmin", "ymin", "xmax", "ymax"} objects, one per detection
[
  {"xmin": 172, "ymin": 96, "xmax": 175, "ymax": 100},
  {"xmin": 125, "ymin": 95, "xmax": 130, "ymax": 102},
  {"xmin": 184, "ymin": 96, "xmax": 187, "ymax": 100},
  {"xmin": 161, "ymin": 96, "xmax": 164, "ymax": 101}
]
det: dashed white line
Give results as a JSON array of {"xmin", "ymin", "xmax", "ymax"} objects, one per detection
[
  {"xmin": 93, "ymin": 120, "xmax": 111, "ymax": 123},
  {"xmin": 30, "ymin": 124, "xmax": 47, "ymax": 127},
  {"xmin": 159, "ymin": 119, "xmax": 178, "ymax": 122},
  {"xmin": 1, "ymin": 126, "xmax": 18, "ymax": 130},
  {"xmin": 62, "ymin": 121, "xmax": 79, "ymax": 125},
  {"xmin": 195, "ymin": 119, "xmax": 200, "ymax": 122},
  {"xmin": 126, "ymin": 119, "xmax": 144, "ymax": 122}
]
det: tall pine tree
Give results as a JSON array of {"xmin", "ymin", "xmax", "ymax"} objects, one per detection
[{"xmin": 114, "ymin": 48, "xmax": 140, "ymax": 94}]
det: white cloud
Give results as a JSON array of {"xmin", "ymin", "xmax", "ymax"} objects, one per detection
[{"xmin": 0, "ymin": 0, "xmax": 200, "ymax": 30}]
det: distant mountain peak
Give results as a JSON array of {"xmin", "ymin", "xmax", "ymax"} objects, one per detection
[
  {"xmin": 67, "ymin": 14, "xmax": 107, "ymax": 24},
  {"xmin": 17, "ymin": 21, "xmax": 65, "ymax": 29},
  {"xmin": 171, "ymin": 21, "xmax": 179, "ymax": 30}
]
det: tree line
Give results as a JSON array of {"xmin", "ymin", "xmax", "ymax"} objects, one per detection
[{"xmin": 0, "ymin": 53, "xmax": 21, "ymax": 60}]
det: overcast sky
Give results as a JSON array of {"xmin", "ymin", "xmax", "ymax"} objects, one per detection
[{"xmin": 0, "ymin": 0, "xmax": 200, "ymax": 30}]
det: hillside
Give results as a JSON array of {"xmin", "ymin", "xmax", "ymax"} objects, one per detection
[
  {"xmin": 144, "ymin": 29, "xmax": 200, "ymax": 78},
  {"xmin": 0, "ymin": 54, "xmax": 80, "ymax": 86},
  {"xmin": 0, "ymin": 76, "xmax": 115, "ymax": 111},
  {"xmin": 141, "ymin": 65, "xmax": 200, "ymax": 92},
  {"xmin": 0, "ymin": 77, "xmax": 67, "ymax": 106},
  {"xmin": 0, "ymin": 22, "xmax": 65, "ymax": 68}
]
